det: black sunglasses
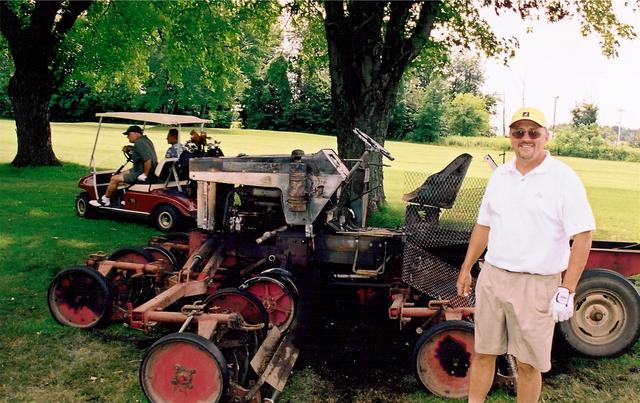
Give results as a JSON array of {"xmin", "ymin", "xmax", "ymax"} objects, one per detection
[{"xmin": 510, "ymin": 128, "xmax": 545, "ymax": 139}]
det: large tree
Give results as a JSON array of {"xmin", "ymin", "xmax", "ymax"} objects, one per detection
[
  {"xmin": 0, "ymin": 1, "xmax": 92, "ymax": 166},
  {"xmin": 0, "ymin": 0, "xmax": 280, "ymax": 167},
  {"xmin": 321, "ymin": 0, "xmax": 635, "ymax": 213}
]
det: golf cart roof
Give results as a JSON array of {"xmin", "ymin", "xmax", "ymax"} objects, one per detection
[{"xmin": 96, "ymin": 112, "xmax": 212, "ymax": 125}]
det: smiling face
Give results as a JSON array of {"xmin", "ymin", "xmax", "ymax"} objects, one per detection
[{"xmin": 509, "ymin": 119, "xmax": 549, "ymax": 168}]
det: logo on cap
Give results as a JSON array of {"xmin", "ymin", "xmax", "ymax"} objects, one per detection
[{"xmin": 522, "ymin": 112, "xmax": 530, "ymax": 117}]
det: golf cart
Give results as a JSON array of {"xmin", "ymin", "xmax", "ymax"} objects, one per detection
[{"xmin": 75, "ymin": 112, "xmax": 219, "ymax": 232}]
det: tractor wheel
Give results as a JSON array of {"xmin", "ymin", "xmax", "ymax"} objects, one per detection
[
  {"xmin": 107, "ymin": 248, "xmax": 157, "ymax": 311},
  {"xmin": 108, "ymin": 247, "xmax": 155, "ymax": 264},
  {"xmin": 413, "ymin": 320, "xmax": 475, "ymax": 399},
  {"xmin": 140, "ymin": 332, "xmax": 228, "ymax": 403},
  {"xmin": 259, "ymin": 268, "xmax": 300, "ymax": 301},
  {"xmin": 143, "ymin": 246, "xmax": 178, "ymax": 272},
  {"xmin": 48, "ymin": 266, "xmax": 112, "ymax": 328},
  {"xmin": 204, "ymin": 288, "xmax": 270, "ymax": 388},
  {"xmin": 75, "ymin": 192, "xmax": 95, "ymax": 218},
  {"xmin": 240, "ymin": 276, "xmax": 297, "ymax": 332},
  {"xmin": 153, "ymin": 205, "xmax": 181, "ymax": 232},
  {"xmin": 204, "ymin": 288, "xmax": 270, "ymax": 338},
  {"xmin": 154, "ymin": 231, "xmax": 190, "ymax": 267},
  {"xmin": 558, "ymin": 269, "xmax": 640, "ymax": 357}
]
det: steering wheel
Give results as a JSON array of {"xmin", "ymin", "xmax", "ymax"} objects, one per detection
[
  {"xmin": 121, "ymin": 145, "xmax": 134, "ymax": 160},
  {"xmin": 353, "ymin": 128, "xmax": 395, "ymax": 161}
]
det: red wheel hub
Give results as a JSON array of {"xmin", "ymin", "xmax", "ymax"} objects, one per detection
[{"xmin": 141, "ymin": 335, "xmax": 226, "ymax": 403}]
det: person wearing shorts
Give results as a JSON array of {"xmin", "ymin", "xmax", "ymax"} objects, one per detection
[
  {"xmin": 456, "ymin": 106, "xmax": 595, "ymax": 403},
  {"xmin": 90, "ymin": 125, "xmax": 157, "ymax": 207}
]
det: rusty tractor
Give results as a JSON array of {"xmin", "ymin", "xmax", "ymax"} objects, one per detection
[{"xmin": 48, "ymin": 129, "xmax": 640, "ymax": 402}]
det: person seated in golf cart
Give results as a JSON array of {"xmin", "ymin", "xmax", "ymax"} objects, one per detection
[
  {"xmin": 165, "ymin": 128, "xmax": 185, "ymax": 159},
  {"xmin": 90, "ymin": 125, "xmax": 157, "ymax": 207}
]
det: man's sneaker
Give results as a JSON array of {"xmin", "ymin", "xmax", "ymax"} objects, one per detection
[{"xmin": 89, "ymin": 195, "xmax": 111, "ymax": 207}]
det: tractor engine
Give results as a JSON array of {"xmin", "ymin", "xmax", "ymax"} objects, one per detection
[
  {"xmin": 189, "ymin": 149, "xmax": 350, "ymax": 233},
  {"xmin": 225, "ymin": 186, "xmax": 286, "ymax": 235}
]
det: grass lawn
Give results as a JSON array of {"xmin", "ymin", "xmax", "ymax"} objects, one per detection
[{"xmin": 0, "ymin": 119, "xmax": 638, "ymax": 401}]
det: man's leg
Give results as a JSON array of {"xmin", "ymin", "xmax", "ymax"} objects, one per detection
[
  {"xmin": 105, "ymin": 173, "xmax": 125, "ymax": 198},
  {"xmin": 515, "ymin": 359, "xmax": 541, "ymax": 403},
  {"xmin": 91, "ymin": 173, "xmax": 125, "ymax": 206},
  {"xmin": 468, "ymin": 353, "xmax": 496, "ymax": 403}
]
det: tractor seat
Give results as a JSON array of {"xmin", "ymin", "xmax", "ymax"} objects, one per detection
[{"xmin": 403, "ymin": 153, "xmax": 473, "ymax": 209}]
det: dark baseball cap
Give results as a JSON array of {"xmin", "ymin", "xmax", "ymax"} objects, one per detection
[{"xmin": 123, "ymin": 125, "xmax": 143, "ymax": 135}]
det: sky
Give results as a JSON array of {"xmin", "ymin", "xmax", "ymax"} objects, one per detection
[{"xmin": 479, "ymin": 3, "xmax": 640, "ymax": 132}]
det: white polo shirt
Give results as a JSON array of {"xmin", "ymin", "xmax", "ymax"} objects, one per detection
[{"xmin": 477, "ymin": 152, "xmax": 595, "ymax": 275}]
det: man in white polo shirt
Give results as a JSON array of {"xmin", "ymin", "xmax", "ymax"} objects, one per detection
[{"xmin": 456, "ymin": 106, "xmax": 595, "ymax": 402}]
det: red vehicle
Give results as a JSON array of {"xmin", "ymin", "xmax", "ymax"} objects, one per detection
[{"xmin": 75, "ymin": 112, "xmax": 218, "ymax": 232}]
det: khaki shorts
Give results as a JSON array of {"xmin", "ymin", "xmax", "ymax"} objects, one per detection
[{"xmin": 474, "ymin": 262, "xmax": 560, "ymax": 372}]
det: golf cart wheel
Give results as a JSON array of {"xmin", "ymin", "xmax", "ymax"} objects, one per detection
[
  {"xmin": 153, "ymin": 205, "xmax": 181, "ymax": 232},
  {"xmin": 75, "ymin": 192, "xmax": 95, "ymax": 218},
  {"xmin": 144, "ymin": 246, "xmax": 178, "ymax": 272},
  {"xmin": 413, "ymin": 320, "xmax": 475, "ymax": 399},
  {"xmin": 240, "ymin": 276, "xmax": 297, "ymax": 331},
  {"xmin": 558, "ymin": 269, "xmax": 640, "ymax": 357},
  {"xmin": 140, "ymin": 332, "xmax": 228, "ymax": 403},
  {"xmin": 47, "ymin": 266, "xmax": 112, "ymax": 328}
]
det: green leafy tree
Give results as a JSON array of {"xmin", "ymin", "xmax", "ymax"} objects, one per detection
[
  {"xmin": 571, "ymin": 102, "xmax": 599, "ymax": 127},
  {"xmin": 0, "ymin": 0, "xmax": 280, "ymax": 166},
  {"xmin": 318, "ymin": 0, "xmax": 634, "ymax": 212},
  {"xmin": 445, "ymin": 93, "xmax": 491, "ymax": 136},
  {"xmin": 410, "ymin": 77, "xmax": 448, "ymax": 142},
  {"xmin": 445, "ymin": 54, "xmax": 484, "ymax": 95},
  {"xmin": 243, "ymin": 55, "xmax": 293, "ymax": 130}
]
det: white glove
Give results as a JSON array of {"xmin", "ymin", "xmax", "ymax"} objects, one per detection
[
  {"xmin": 137, "ymin": 173, "xmax": 148, "ymax": 181},
  {"xmin": 549, "ymin": 287, "xmax": 575, "ymax": 322}
]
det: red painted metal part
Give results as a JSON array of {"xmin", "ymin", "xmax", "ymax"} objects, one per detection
[
  {"xmin": 415, "ymin": 324, "xmax": 475, "ymax": 398},
  {"xmin": 49, "ymin": 269, "xmax": 110, "ymax": 327},
  {"xmin": 142, "ymin": 337, "xmax": 225, "ymax": 403},
  {"xmin": 586, "ymin": 247, "xmax": 640, "ymax": 277},
  {"xmin": 243, "ymin": 277, "xmax": 294, "ymax": 328},
  {"xmin": 131, "ymin": 281, "xmax": 208, "ymax": 328},
  {"xmin": 389, "ymin": 294, "xmax": 474, "ymax": 322}
]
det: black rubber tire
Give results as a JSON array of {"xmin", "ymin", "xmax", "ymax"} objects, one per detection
[
  {"xmin": 143, "ymin": 246, "xmax": 178, "ymax": 271},
  {"xmin": 259, "ymin": 268, "xmax": 300, "ymax": 301},
  {"xmin": 558, "ymin": 269, "xmax": 640, "ymax": 357},
  {"xmin": 413, "ymin": 320, "xmax": 475, "ymax": 399},
  {"xmin": 140, "ymin": 332, "xmax": 228, "ymax": 403},
  {"xmin": 153, "ymin": 205, "xmax": 181, "ymax": 232},
  {"xmin": 75, "ymin": 192, "xmax": 95, "ymax": 218},
  {"xmin": 48, "ymin": 266, "xmax": 112, "ymax": 328}
]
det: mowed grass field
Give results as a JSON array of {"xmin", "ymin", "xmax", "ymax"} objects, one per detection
[
  {"xmin": 0, "ymin": 119, "xmax": 638, "ymax": 402},
  {"xmin": 1, "ymin": 119, "xmax": 638, "ymax": 240}
]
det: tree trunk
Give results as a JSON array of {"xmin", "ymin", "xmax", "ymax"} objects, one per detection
[
  {"xmin": 0, "ymin": 0, "xmax": 92, "ymax": 167},
  {"xmin": 8, "ymin": 74, "xmax": 59, "ymax": 167},
  {"xmin": 323, "ymin": 1, "xmax": 440, "ymax": 220}
]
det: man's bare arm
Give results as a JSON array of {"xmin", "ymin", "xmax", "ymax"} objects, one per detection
[{"xmin": 456, "ymin": 224, "xmax": 490, "ymax": 296}]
